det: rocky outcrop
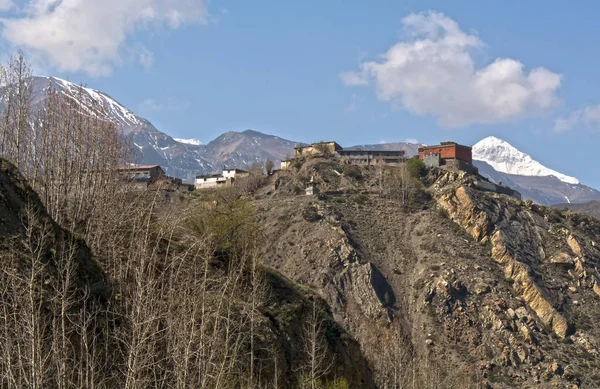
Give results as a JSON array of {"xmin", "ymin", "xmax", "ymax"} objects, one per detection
[
  {"xmin": 436, "ymin": 183, "xmax": 572, "ymax": 338},
  {"xmin": 257, "ymin": 160, "xmax": 600, "ymax": 388}
]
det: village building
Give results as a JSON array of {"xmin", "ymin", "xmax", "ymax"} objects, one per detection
[
  {"xmin": 337, "ymin": 149, "xmax": 407, "ymax": 165},
  {"xmin": 294, "ymin": 141, "xmax": 342, "ymax": 158},
  {"xmin": 195, "ymin": 174, "xmax": 229, "ymax": 189},
  {"xmin": 280, "ymin": 159, "xmax": 293, "ymax": 170},
  {"xmin": 418, "ymin": 141, "xmax": 477, "ymax": 174},
  {"xmin": 117, "ymin": 165, "xmax": 166, "ymax": 182},
  {"xmin": 222, "ymin": 168, "xmax": 250, "ymax": 179},
  {"xmin": 284, "ymin": 141, "xmax": 406, "ymax": 169},
  {"xmin": 195, "ymin": 168, "xmax": 250, "ymax": 189},
  {"xmin": 418, "ymin": 141, "xmax": 472, "ymax": 165}
]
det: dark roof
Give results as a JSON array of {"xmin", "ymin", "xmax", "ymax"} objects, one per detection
[
  {"xmin": 196, "ymin": 174, "xmax": 225, "ymax": 179},
  {"xmin": 117, "ymin": 165, "xmax": 162, "ymax": 171},
  {"xmin": 418, "ymin": 142, "xmax": 471, "ymax": 152},
  {"xmin": 223, "ymin": 168, "xmax": 249, "ymax": 173},
  {"xmin": 338, "ymin": 149, "xmax": 405, "ymax": 155}
]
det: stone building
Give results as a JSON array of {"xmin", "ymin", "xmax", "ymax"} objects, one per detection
[
  {"xmin": 117, "ymin": 165, "xmax": 165, "ymax": 182},
  {"xmin": 418, "ymin": 141, "xmax": 473, "ymax": 165},
  {"xmin": 418, "ymin": 141, "xmax": 477, "ymax": 174},
  {"xmin": 294, "ymin": 141, "xmax": 343, "ymax": 158}
]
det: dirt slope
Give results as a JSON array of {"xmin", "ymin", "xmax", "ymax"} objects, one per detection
[{"xmin": 254, "ymin": 157, "xmax": 600, "ymax": 388}]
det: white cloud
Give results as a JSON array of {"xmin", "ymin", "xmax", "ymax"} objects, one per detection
[
  {"xmin": 137, "ymin": 46, "xmax": 155, "ymax": 70},
  {"xmin": 0, "ymin": 0, "xmax": 208, "ymax": 76},
  {"xmin": 0, "ymin": 0, "xmax": 12, "ymax": 11},
  {"xmin": 554, "ymin": 105, "xmax": 600, "ymax": 132},
  {"xmin": 340, "ymin": 11, "xmax": 562, "ymax": 128}
]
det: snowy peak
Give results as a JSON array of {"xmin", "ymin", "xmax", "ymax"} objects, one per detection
[
  {"xmin": 35, "ymin": 76, "xmax": 151, "ymax": 133},
  {"xmin": 472, "ymin": 136, "xmax": 579, "ymax": 185},
  {"xmin": 174, "ymin": 138, "xmax": 203, "ymax": 146}
]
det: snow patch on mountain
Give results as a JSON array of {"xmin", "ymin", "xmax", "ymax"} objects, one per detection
[
  {"xmin": 40, "ymin": 76, "xmax": 145, "ymax": 130},
  {"xmin": 174, "ymin": 138, "xmax": 203, "ymax": 146},
  {"xmin": 472, "ymin": 136, "xmax": 580, "ymax": 185}
]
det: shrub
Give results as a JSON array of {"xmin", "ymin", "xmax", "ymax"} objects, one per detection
[
  {"xmin": 325, "ymin": 377, "xmax": 350, "ymax": 389},
  {"xmin": 406, "ymin": 157, "xmax": 425, "ymax": 178},
  {"xmin": 302, "ymin": 204, "xmax": 322, "ymax": 222},
  {"xmin": 437, "ymin": 207, "xmax": 449, "ymax": 219},
  {"xmin": 343, "ymin": 165, "xmax": 362, "ymax": 181},
  {"xmin": 351, "ymin": 193, "xmax": 368, "ymax": 204},
  {"xmin": 265, "ymin": 159, "xmax": 274, "ymax": 174}
]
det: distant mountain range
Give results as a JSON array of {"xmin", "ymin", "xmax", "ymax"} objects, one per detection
[
  {"xmin": 5, "ymin": 76, "xmax": 600, "ymax": 205},
  {"xmin": 554, "ymin": 200, "xmax": 600, "ymax": 219}
]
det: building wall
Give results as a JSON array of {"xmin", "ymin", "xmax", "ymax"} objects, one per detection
[
  {"xmin": 337, "ymin": 150, "xmax": 406, "ymax": 165},
  {"xmin": 223, "ymin": 169, "xmax": 250, "ymax": 179},
  {"xmin": 281, "ymin": 160, "xmax": 292, "ymax": 170},
  {"xmin": 423, "ymin": 153, "xmax": 441, "ymax": 168},
  {"xmin": 223, "ymin": 170, "xmax": 236, "ymax": 179},
  {"xmin": 418, "ymin": 144, "xmax": 472, "ymax": 164},
  {"xmin": 195, "ymin": 177, "xmax": 228, "ymax": 189},
  {"xmin": 294, "ymin": 142, "xmax": 342, "ymax": 158}
]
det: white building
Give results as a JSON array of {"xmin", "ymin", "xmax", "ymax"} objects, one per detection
[
  {"xmin": 195, "ymin": 174, "xmax": 228, "ymax": 189},
  {"xmin": 222, "ymin": 168, "xmax": 250, "ymax": 179},
  {"xmin": 195, "ymin": 168, "xmax": 250, "ymax": 189}
]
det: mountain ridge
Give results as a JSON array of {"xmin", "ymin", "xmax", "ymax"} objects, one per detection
[
  {"xmin": 7, "ymin": 76, "xmax": 600, "ymax": 205},
  {"xmin": 473, "ymin": 136, "xmax": 579, "ymax": 184}
]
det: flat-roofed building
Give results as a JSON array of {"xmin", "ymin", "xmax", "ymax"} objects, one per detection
[
  {"xmin": 195, "ymin": 174, "xmax": 228, "ymax": 189},
  {"xmin": 418, "ymin": 141, "xmax": 477, "ymax": 174},
  {"xmin": 418, "ymin": 141, "xmax": 473, "ymax": 165},
  {"xmin": 222, "ymin": 168, "xmax": 249, "ymax": 179},
  {"xmin": 337, "ymin": 149, "xmax": 407, "ymax": 165}
]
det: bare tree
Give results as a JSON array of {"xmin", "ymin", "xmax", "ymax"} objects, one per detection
[
  {"xmin": 298, "ymin": 301, "xmax": 333, "ymax": 389},
  {"xmin": 265, "ymin": 159, "xmax": 274, "ymax": 175}
]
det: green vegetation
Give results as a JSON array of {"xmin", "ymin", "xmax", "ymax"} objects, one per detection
[
  {"xmin": 302, "ymin": 204, "xmax": 322, "ymax": 222},
  {"xmin": 352, "ymin": 193, "xmax": 369, "ymax": 204},
  {"xmin": 406, "ymin": 157, "xmax": 425, "ymax": 178},
  {"xmin": 188, "ymin": 189, "xmax": 259, "ymax": 256},
  {"xmin": 343, "ymin": 165, "xmax": 362, "ymax": 181}
]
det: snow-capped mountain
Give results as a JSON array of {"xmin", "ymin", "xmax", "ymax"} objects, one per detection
[
  {"xmin": 13, "ymin": 76, "xmax": 215, "ymax": 180},
  {"xmin": 174, "ymin": 138, "xmax": 203, "ymax": 146},
  {"xmin": 2, "ymin": 77, "xmax": 301, "ymax": 180},
  {"xmin": 472, "ymin": 136, "xmax": 600, "ymax": 205},
  {"xmin": 33, "ymin": 76, "xmax": 150, "ymax": 134},
  {"xmin": 473, "ymin": 136, "xmax": 579, "ymax": 184}
]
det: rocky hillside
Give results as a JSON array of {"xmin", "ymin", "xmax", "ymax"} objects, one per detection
[
  {"xmin": 251, "ymin": 157, "xmax": 600, "ymax": 388},
  {"xmin": 0, "ymin": 157, "xmax": 375, "ymax": 388},
  {"xmin": 554, "ymin": 200, "xmax": 600, "ymax": 220},
  {"xmin": 203, "ymin": 129, "xmax": 298, "ymax": 169}
]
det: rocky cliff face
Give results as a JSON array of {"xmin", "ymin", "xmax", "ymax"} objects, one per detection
[{"xmin": 254, "ymin": 158, "xmax": 600, "ymax": 388}]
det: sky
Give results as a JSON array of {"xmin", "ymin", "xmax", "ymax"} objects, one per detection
[{"xmin": 1, "ymin": 1, "xmax": 600, "ymax": 187}]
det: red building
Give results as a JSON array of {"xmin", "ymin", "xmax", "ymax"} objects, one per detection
[{"xmin": 418, "ymin": 141, "xmax": 473, "ymax": 165}]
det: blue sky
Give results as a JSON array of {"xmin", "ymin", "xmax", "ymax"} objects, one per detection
[{"xmin": 1, "ymin": 1, "xmax": 600, "ymax": 187}]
